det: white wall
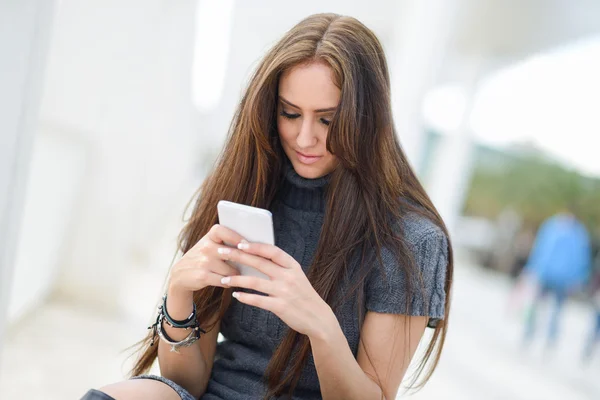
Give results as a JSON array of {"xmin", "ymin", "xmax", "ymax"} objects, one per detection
[
  {"xmin": 8, "ymin": 128, "xmax": 88, "ymax": 322},
  {"xmin": 0, "ymin": 0, "xmax": 56, "ymax": 350},
  {"xmin": 31, "ymin": 0, "xmax": 204, "ymax": 311}
]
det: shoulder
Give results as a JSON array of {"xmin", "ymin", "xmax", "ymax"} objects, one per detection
[
  {"xmin": 365, "ymin": 211, "xmax": 449, "ymax": 320},
  {"xmin": 375, "ymin": 210, "xmax": 449, "ymax": 274},
  {"xmin": 398, "ymin": 212, "xmax": 447, "ymax": 249}
]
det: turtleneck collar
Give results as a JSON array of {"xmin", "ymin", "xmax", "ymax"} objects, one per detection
[{"xmin": 278, "ymin": 157, "xmax": 330, "ymax": 212}]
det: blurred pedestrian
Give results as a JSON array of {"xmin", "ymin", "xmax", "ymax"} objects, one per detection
[
  {"xmin": 509, "ymin": 226, "xmax": 535, "ymax": 279},
  {"xmin": 582, "ymin": 249, "xmax": 600, "ymax": 362},
  {"xmin": 522, "ymin": 207, "xmax": 592, "ymax": 350}
]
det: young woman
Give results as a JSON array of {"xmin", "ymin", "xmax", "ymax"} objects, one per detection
[{"xmin": 82, "ymin": 13, "xmax": 452, "ymax": 400}]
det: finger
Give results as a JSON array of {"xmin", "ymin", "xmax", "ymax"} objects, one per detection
[
  {"xmin": 207, "ymin": 224, "xmax": 246, "ymax": 246},
  {"xmin": 232, "ymin": 291, "xmax": 280, "ymax": 313},
  {"xmin": 185, "ymin": 268, "xmax": 235, "ymax": 289},
  {"xmin": 216, "ymin": 247, "xmax": 280, "ymax": 278},
  {"xmin": 222, "ymin": 275, "xmax": 275, "ymax": 295},
  {"xmin": 210, "ymin": 259, "xmax": 241, "ymax": 277},
  {"xmin": 185, "ymin": 245, "xmax": 241, "ymax": 277},
  {"xmin": 237, "ymin": 242, "xmax": 297, "ymax": 269},
  {"xmin": 195, "ymin": 244, "xmax": 241, "ymax": 276}
]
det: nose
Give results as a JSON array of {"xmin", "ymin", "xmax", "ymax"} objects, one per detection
[{"xmin": 296, "ymin": 119, "xmax": 318, "ymax": 149}]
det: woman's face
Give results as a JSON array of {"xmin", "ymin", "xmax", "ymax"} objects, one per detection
[{"xmin": 277, "ymin": 62, "xmax": 340, "ymax": 179}]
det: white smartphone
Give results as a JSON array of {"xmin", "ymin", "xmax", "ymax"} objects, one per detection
[{"xmin": 217, "ymin": 200, "xmax": 275, "ymax": 280}]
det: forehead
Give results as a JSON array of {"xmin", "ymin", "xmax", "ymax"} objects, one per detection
[{"xmin": 278, "ymin": 62, "xmax": 340, "ymax": 110}]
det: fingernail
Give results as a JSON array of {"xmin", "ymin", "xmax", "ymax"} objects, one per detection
[
  {"xmin": 221, "ymin": 277, "xmax": 231, "ymax": 284},
  {"xmin": 238, "ymin": 242, "xmax": 250, "ymax": 250},
  {"xmin": 218, "ymin": 248, "xmax": 231, "ymax": 255},
  {"xmin": 232, "ymin": 291, "xmax": 240, "ymax": 298}
]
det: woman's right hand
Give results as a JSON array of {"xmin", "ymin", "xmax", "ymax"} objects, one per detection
[{"xmin": 167, "ymin": 224, "xmax": 245, "ymax": 301}]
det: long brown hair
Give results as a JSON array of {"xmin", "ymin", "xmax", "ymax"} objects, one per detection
[{"xmin": 131, "ymin": 13, "xmax": 452, "ymax": 398}]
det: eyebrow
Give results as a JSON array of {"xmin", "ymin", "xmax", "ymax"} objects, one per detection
[{"xmin": 279, "ymin": 96, "xmax": 337, "ymax": 113}]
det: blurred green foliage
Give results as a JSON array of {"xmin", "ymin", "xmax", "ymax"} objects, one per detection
[{"xmin": 463, "ymin": 146, "xmax": 600, "ymax": 232}]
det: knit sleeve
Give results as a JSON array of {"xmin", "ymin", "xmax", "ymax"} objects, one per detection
[{"xmin": 365, "ymin": 227, "xmax": 448, "ymax": 327}]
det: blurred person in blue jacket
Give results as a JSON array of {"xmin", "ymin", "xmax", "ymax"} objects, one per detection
[{"xmin": 523, "ymin": 206, "xmax": 592, "ymax": 349}]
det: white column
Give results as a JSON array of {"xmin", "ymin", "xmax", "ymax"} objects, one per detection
[
  {"xmin": 425, "ymin": 58, "xmax": 484, "ymax": 236},
  {"xmin": 389, "ymin": 0, "xmax": 463, "ymax": 172},
  {"xmin": 0, "ymin": 0, "xmax": 56, "ymax": 357}
]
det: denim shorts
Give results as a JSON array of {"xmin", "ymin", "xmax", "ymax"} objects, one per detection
[
  {"xmin": 80, "ymin": 375, "xmax": 195, "ymax": 400},
  {"xmin": 131, "ymin": 375, "xmax": 196, "ymax": 400}
]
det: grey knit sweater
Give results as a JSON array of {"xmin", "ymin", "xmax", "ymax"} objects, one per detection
[{"xmin": 201, "ymin": 164, "xmax": 448, "ymax": 400}]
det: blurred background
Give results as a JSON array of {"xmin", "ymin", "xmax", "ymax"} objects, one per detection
[{"xmin": 1, "ymin": 0, "xmax": 600, "ymax": 399}]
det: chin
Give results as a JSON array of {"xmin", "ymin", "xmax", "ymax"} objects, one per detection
[{"xmin": 291, "ymin": 161, "xmax": 328, "ymax": 179}]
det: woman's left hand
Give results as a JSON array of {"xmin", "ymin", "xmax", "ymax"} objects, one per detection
[{"xmin": 216, "ymin": 241, "xmax": 335, "ymax": 339}]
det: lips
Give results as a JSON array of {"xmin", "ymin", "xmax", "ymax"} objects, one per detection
[
  {"xmin": 297, "ymin": 151, "xmax": 320, "ymax": 158},
  {"xmin": 295, "ymin": 151, "xmax": 322, "ymax": 165}
]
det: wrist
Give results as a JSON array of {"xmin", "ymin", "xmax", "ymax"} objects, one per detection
[
  {"xmin": 165, "ymin": 287, "xmax": 194, "ymax": 321},
  {"xmin": 167, "ymin": 282, "xmax": 194, "ymax": 302},
  {"xmin": 309, "ymin": 302, "xmax": 339, "ymax": 344}
]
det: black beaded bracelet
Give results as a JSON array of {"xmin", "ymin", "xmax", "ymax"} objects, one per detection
[
  {"xmin": 160, "ymin": 294, "xmax": 198, "ymax": 329},
  {"xmin": 148, "ymin": 295, "xmax": 205, "ymax": 347}
]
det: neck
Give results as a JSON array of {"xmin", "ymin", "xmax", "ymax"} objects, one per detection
[{"xmin": 278, "ymin": 159, "xmax": 329, "ymax": 212}]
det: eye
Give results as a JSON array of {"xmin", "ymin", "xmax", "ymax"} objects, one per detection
[
  {"xmin": 280, "ymin": 110, "xmax": 300, "ymax": 120},
  {"xmin": 320, "ymin": 118, "xmax": 331, "ymax": 126}
]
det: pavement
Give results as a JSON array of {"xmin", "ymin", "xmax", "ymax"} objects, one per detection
[
  {"xmin": 1, "ymin": 262, "xmax": 599, "ymax": 400},
  {"xmin": 410, "ymin": 264, "xmax": 600, "ymax": 400}
]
